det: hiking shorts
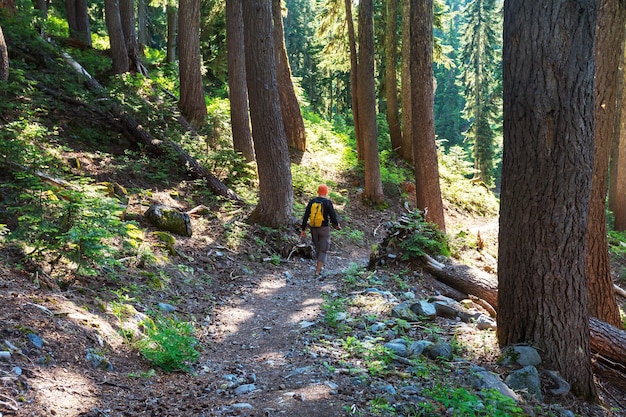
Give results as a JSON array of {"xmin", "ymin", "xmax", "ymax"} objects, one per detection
[{"xmin": 311, "ymin": 226, "xmax": 331, "ymax": 263}]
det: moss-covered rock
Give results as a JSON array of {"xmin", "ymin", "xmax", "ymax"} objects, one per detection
[{"xmin": 144, "ymin": 204, "xmax": 192, "ymax": 237}]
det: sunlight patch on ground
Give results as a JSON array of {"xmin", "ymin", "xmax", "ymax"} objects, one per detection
[
  {"xmin": 30, "ymin": 367, "xmax": 99, "ymax": 416},
  {"xmin": 288, "ymin": 296, "xmax": 325, "ymax": 324}
]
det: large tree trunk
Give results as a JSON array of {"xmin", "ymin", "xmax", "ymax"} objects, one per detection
[
  {"xmin": 137, "ymin": 0, "xmax": 148, "ymax": 54},
  {"xmin": 410, "ymin": 0, "xmax": 445, "ymax": 233},
  {"xmin": 423, "ymin": 259, "xmax": 626, "ymax": 369},
  {"xmin": 272, "ymin": 0, "xmax": 306, "ymax": 152},
  {"xmin": 178, "ymin": 0, "xmax": 206, "ymax": 127},
  {"xmin": 385, "ymin": 0, "xmax": 402, "ymax": 155},
  {"xmin": 499, "ymin": 0, "xmax": 598, "ymax": 399},
  {"xmin": 400, "ymin": 0, "xmax": 413, "ymax": 164},
  {"xmin": 66, "ymin": 0, "xmax": 91, "ymax": 46},
  {"xmin": 587, "ymin": 0, "xmax": 625, "ymax": 326},
  {"xmin": 0, "ymin": 25, "xmax": 8, "ymax": 81},
  {"xmin": 165, "ymin": 2, "xmax": 177, "ymax": 63},
  {"xmin": 104, "ymin": 0, "xmax": 129, "ymax": 74},
  {"xmin": 357, "ymin": 0, "xmax": 384, "ymax": 205},
  {"xmin": 243, "ymin": 0, "xmax": 294, "ymax": 228},
  {"xmin": 344, "ymin": 0, "xmax": 362, "ymax": 160},
  {"xmin": 226, "ymin": 0, "xmax": 255, "ymax": 162},
  {"xmin": 615, "ymin": 43, "xmax": 626, "ymax": 231}
]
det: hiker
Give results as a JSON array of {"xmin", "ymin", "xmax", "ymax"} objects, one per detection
[{"xmin": 300, "ymin": 184, "xmax": 341, "ymax": 276}]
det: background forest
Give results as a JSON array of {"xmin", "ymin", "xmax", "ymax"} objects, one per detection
[{"xmin": 1, "ymin": 0, "xmax": 626, "ymax": 416}]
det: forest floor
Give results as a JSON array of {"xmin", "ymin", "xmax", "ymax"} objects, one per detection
[{"xmin": 1, "ymin": 174, "xmax": 626, "ymax": 417}]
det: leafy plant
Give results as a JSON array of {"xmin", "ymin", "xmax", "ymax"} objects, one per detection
[
  {"xmin": 137, "ymin": 313, "xmax": 200, "ymax": 372},
  {"xmin": 396, "ymin": 210, "xmax": 450, "ymax": 260},
  {"xmin": 423, "ymin": 385, "xmax": 525, "ymax": 417}
]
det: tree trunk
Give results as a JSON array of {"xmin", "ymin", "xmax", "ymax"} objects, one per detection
[
  {"xmin": 0, "ymin": 25, "xmax": 7, "ymax": 81},
  {"xmin": 499, "ymin": 0, "xmax": 598, "ymax": 400},
  {"xmin": 615, "ymin": 43, "xmax": 626, "ymax": 231},
  {"xmin": 104, "ymin": 0, "xmax": 129, "ymax": 74},
  {"xmin": 385, "ymin": 0, "xmax": 402, "ymax": 155},
  {"xmin": 119, "ymin": 0, "xmax": 141, "ymax": 72},
  {"xmin": 344, "ymin": 0, "xmax": 362, "ymax": 160},
  {"xmin": 410, "ymin": 0, "xmax": 445, "ymax": 233},
  {"xmin": 400, "ymin": 0, "xmax": 413, "ymax": 164},
  {"xmin": 66, "ymin": 0, "xmax": 91, "ymax": 46},
  {"xmin": 272, "ymin": 0, "xmax": 306, "ymax": 152},
  {"xmin": 357, "ymin": 0, "xmax": 384, "ymax": 205},
  {"xmin": 243, "ymin": 0, "xmax": 294, "ymax": 227},
  {"xmin": 226, "ymin": 0, "xmax": 255, "ymax": 162},
  {"xmin": 178, "ymin": 0, "xmax": 206, "ymax": 127},
  {"xmin": 137, "ymin": 0, "xmax": 148, "ymax": 54},
  {"xmin": 165, "ymin": 2, "xmax": 177, "ymax": 63},
  {"xmin": 587, "ymin": 0, "xmax": 625, "ymax": 326}
]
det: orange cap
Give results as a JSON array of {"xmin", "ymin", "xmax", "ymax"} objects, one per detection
[{"xmin": 317, "ymin": 184, "xmax": 329, "ymax": 196}]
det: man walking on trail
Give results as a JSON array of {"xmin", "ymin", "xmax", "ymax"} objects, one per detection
[{"xmin": 301, "ymin": 184, "xmax": 341, "ymax": 276}]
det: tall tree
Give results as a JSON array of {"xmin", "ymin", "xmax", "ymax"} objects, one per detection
[
  {"xmin": 357, "ymin": 0, "xmax": 384, "ymax": 204},
  {"xmin": 459, "ymin": 0, "xmax": 501, "ymax": 185},
  {"xmin": 385, "ymin": 0, "xmax": 402, "ymax": 155},
  {"xmin": 410, "ymin": 0, "xmax": 445, "ymax": 232},
  {"xmin": 586, "ymin": 0, "xmax": 625, "ymax": 326},
  {"xmin": 498, "ymin": 0, "xmax": 598, "ymax": 400},
  {"xmin": 119, "ymin": 0, "xmax": 141, "ymax": 72},
  {"xmin": 243, "ymin": 0, "xmax": 294, "ymax": 227},
  {"xmin": 137, "ymin": 0, "xmax": 148, "ymax": 54},
  {"xmin": 272, "ymin": 0, "xmax": 306, "ymax": 152},
  {"xmin": 65, "ymin": 0, "xmax": 91, "ymax": 46},
  {"xmin": 178, "ymin": 0, "xmax": 207, "ymax": 127},
  {"xmin": 400, "ymin": 0, "xmax": 413, "ymax": 163},
  {"xmin": 104, "ymin": 0, "xmax": 130, "ymax": 73},
  {"xmin": 614, "ymin": 44, "xmax": 626, "ymax": 231},
  {"xmin": 226, "ymin": 0, "xmax": 255, "ymax": 162},
  {"xmin": 344, "ymin": 0, "xmax": 362, "ymax": 159},
  {"xmin": 165, "ymin": 0, "xmax": 177, "ymax": 63},
  {"xmin": 0, "ymin": 25, "xmax": 7, "ymax": 81}
]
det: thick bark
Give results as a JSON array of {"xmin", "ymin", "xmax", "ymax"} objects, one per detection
[
  {"xmin": 400, "ymin": 0, "xmax": 413, "ymax": 164},
  {"xmin": 137, "ymin": 0, "xmax": 148, "ymax": 54},
  {"xmin": 385, "ymin": 0, "xmax": 402, "ymax": 155},
  {"xmin": 119, "ymin": 0, "xmax": 141, "ymax": 72},
  {"xmin": 410, "ymin": 0, "xmax": 445, "ymax": 232},
  {"xmin": 226, "ymin": 0, "xmax": 255, "ymax": 162},
  {"xmin": 178, "ymin": 0, "xmax": 206, "ymax": 127},
  {"xmin": 423, "ymin": 259, "xmax": 626, "ymax": 369},
  {"xmin": 344, "ymin": 0, "xmax": 361, "ymax": 160},
  {"xmin": 357, "ymin": 0, "xmax": 384, "ymax": 205},
  {"xmin": 587, "ymin": 0, "xmax": 625, "ymax": 326},
  {"xmin": 499, "ymin": 0, "xmax": 598, "ymax": 399},
  {"xmin": 165, "ymin": 3, "xmax": 177, "ymax": 63},
  {"xmin": 272, "ymin": 0, "xmax": 306, "ymax": 152},
  {"xmin": 104, "ymin": 0, "xmax": 129, "ymax": 73},
  {"xmin": 243, "ymin": 0, "xmax": 294, "ymax": 227},
  {"xmin": 66, "ymin": 0, "xmax": 91, "ymax": 46},
  {"xmin": 612, "ymin": 30, "xmax": 626, "ymax": 230},
  {"xmin": 0, "ymin": 25, "xmax": 8, "ymax": 81}
]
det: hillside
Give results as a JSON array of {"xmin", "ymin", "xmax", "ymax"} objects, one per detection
[{"xmin": 1, "ymin": 20, "xmax": 626, "ymax": 417}]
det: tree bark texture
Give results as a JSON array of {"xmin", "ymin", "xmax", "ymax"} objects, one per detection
[
  {"xmin": 165, "ymin": 3, "xmax": 177, "ymax": 63},
  {"xmin": 400, "ymin": 0, "xmax": 413, "ymax": 164},
  {"xmin": 499, "ymin": 0, "xmax": 598, "ymax": 399},
  {"xmin": 410, "ymin": 0, "xmax": 445, "ymax": 233},
  {"xmin": 178, "ymin": 0, "xmax": 207, "ymax": 127},
  {"xmin": 119, "ymin": 0, "xmax": 139, "ymax": 70},
  {"xmin": 243, "ymin": 0, "xmax": 294, "ymax": 227},
  {"xmin": 0, "ymin": 25, "xmax": 8, "ymax": 81},
  {"xmin": 385, "ymin": 0, "xmax": 402, "ymax": 155},
  {"xmin": 137, "ymin": 0, "xmax": 148, "ymax": 54},
  {"xmin": 272, "ymin": 0, "xmax": 306, "ymax": 152},
  {"xmin": 615, "ymin": 46, "xmax": 626, "ymax": 232},
  {"xmin": 357, "ymin": 0, "xmax": 384, "ymax": 205},
  {"xmin": 344, "ymin": 0, "xmax": 362, "ymax": 160},
  {"xmin": 587, "ymin": 0, "xmax": 626, "ymax": 326},
  {"xmin": 104, "ymin": 0, "xmax": 129, "ymax": 74},
  {"xmin": 226, "ymin": 0, "xmax": 255, "ymax": 162},
  {"xmin": 65, "ymin": 0, "xmax": 91, "ymax": 46}
]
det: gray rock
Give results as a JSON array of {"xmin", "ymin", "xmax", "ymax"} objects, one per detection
[
  {"xmin": 423, "ymin": 341, "xmax": 453, "ymax": 360},
  {"xmin": 0, "ymin": 351, "xmax": 10, "ymax": 361},
  {"xmin": 86, "ymin": 349, "xmax": 113, "ymax": 371},
  {"xmin": 472, "ymin": 366, "xmax": 520, "ymax": 402},
  {"xmin": 505, "ymin": 365, "xmax": 542, "ymax": 401},
  {"xmin": 234, "ymin": 383, "xmax": 256, "ymax": 395},
  {"xmin": 410, "ymin": 300, "xmax": 437, "ymax": 319},
  {"xmin": 27, "ymin": 333, "xmax": 43, "ymax": 349},
  {"xmin": 157, "ymin": 302, "xmax": 176, "ymax": 312},
  {"xmin": 407, "ymin": 340, "xmax": 432, "ymax": 357},
  {"xmin": 391, "ymin": 302, "xmax": 421, "ymax": 322},
  {"xmin": 384, "ymin": 339, "xmax": 408, "ymax": 357},
  {"xmin": 144, "ymin": 204, "xmax": 192, "ymax": 237},
  {"xmin": 370, "ymin": 322, "xmax": 387, "ymax": 332},
  {"xmin": 475, "ymin": 314, "xmax": 497, "ymax": 330},
  {"xmin": 231, "ymin": 403, "xmax": 253, "ymax": 410},
  {"xmin": 500, "ymin": 345, "xmax": 542, "ymax": 367}
]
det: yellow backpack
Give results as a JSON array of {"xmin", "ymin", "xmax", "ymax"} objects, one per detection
[{"xmin": 308, "ymin": 201, "xmax": 324, "ymax": 227}]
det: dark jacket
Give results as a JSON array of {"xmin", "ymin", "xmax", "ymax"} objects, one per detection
[{"xmin": 301, "ymin": 196, "xmax": 339, "ymax": 230}]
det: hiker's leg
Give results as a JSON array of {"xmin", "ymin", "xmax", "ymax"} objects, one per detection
[
  {"xmin": 311, "ymin": 227, "xmax": 321, "ymax": 259},
  {"xmin": 315, "ymin": 227, "xmax": 331, "ymax": 275}
]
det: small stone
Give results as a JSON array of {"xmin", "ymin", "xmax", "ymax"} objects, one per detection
[
  {"xmin": 157, "ymin": 303, "xmax": 176, "ymax": 312},
  {"xmin": 0, "ymin": 351, "xmax": 11, "ymax": 360},
  {"xmin": 27, "ymin": 333, "xmax": 44, "ymax": 349},
  {"xmin": 234, "ymin": 383, "xmax": 256, "ymax": 395}
]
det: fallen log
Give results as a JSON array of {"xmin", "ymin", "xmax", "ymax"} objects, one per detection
[{"xmin": 422, "ymin": 257, "xmax": 626, "ymax": 368}]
